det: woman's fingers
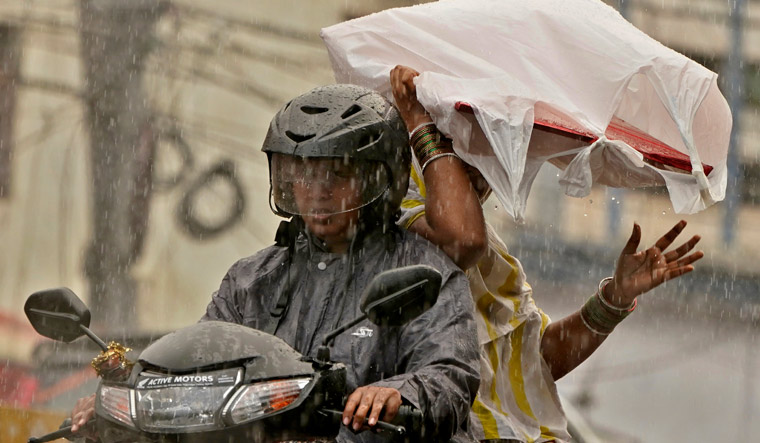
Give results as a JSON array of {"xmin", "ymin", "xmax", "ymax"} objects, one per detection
[
  {"xmin": 621, "ymin": 222, "xmax": 642, "ymax": 256},
  {"xmin": 653, "ymin": 220, "xmax": 687, "ymax": 251},
  {"xmin": 663, "ymin": 264, "xmax": 695, "ymax": 281},
  {"xmin": 391, "ymin": 65, "xmax": 419, "ymax": 91},
  {"xmin": 390, "ymin": 65, "xmax": 423, "ymax": 116},
  {"xmin": 661, "ymin": 250, "xmax": 703, "ymax": 282},
  {"xmin": 663, "ymin": 235, "xmax": 701, "ymax": 262},
  {"xmin": 672, "ymin": 250, "xmax": 704, "ymax": 269}
]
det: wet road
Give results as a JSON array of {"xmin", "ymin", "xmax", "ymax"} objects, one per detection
[{"xmin": 530, "ymin": 263, "xmax": 760, "ymax": 442}]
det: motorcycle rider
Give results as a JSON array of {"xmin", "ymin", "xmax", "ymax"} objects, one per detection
[{"xmin": 72, "ymin": 84, "xmax": 481, "ymax": 442}]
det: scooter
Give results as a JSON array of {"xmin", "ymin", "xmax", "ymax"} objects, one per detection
[{"xmin": 25, "ymin": 265, "xmax": 438, "ymax": 443}]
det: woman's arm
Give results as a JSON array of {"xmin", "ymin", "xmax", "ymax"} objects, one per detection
[
  {"xmin": 541, "ymin": 221, "xmax": 703, "ymax": 380},
  {"xmin": 390, "ymin": 65, "xmax": 487, "ymax": 270}
]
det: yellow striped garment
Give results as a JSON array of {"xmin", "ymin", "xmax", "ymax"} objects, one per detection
[{"xmin": 399, "ymin": 165, "xmax": 569, "ymax": 443}]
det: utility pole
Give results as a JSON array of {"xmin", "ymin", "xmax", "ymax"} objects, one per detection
[
  {"xmin": 0, "ymin": 24, "xmax": 20, "ymax": 198},
  {"xmin": 606, "ymin": 0, "xmax": 631, "ymax": 240},
  {"xmin": 723, "ymin": 0, "xmax": 745, "ymax": 246},
  {"xmin": 79, "ymin": 0, "xmax": 164, "ymax": 333}
]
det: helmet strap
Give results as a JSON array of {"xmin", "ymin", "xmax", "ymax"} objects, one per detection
[{"xmin": 274, "ymin": 216, "xmax": 304, "ymax": 247}]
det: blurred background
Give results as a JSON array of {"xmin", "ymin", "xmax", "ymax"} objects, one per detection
[{"xmin": 0, "ymin": 0, "xmax": 757, "ymax": 441}]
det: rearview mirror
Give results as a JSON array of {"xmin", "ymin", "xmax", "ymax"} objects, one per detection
[
  {"xmin": 360, "ymin": 265, "xmax": 442, "ymax": 327},
  {"xmin": 316, "ymin": 265, "xmax": 443, "ymax": 365},
  {"xmin": 24, "ymin": 288, "xmax": 90, "ymax": 343}
]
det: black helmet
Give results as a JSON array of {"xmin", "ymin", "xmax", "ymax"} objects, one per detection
[{"xmin": 262, "ymin": 84, "xmax": 410, "ymax": 228}]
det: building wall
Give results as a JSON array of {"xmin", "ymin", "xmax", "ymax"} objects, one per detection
[{"xmin": 0, "ymin": 0, "xmax": 400, "ymax": 360}]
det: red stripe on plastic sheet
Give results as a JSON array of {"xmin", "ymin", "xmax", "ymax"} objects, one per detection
[{"xmin": 454, "ymin": 101, "xmax": 713, "ymax": 176}]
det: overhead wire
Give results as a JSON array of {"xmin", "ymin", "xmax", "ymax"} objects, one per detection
[
  {"xmin": 155, "ymin": 116, "xmax": 260, "ymax": 162},
  {"xmin": 172, "ymin": 3, "xmax": 322, "ymax": 44},
  {"xmin": 10, "ymin": 107, "xmax": 83, "ymax": 157},
  {"xmin": 156, "ymin": 37, "xmax": 332, "ymax": 87},
  {"xmin": 19, "ymin": 77, "xmax": 82, "ymax": 99},
  {"xmin": 9, "ymin": 5, "xmax": 329, "ymax": 128}
]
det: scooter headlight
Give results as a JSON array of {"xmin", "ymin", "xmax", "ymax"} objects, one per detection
[
  {"xmin": 99, "ymin": 385, "xmax": 135, "ymax": 428},
  {"xmin": 226, "ymin": 377, "xmax": 312, "ymax": 425},
  {"xmin": 133, "ymin": 369, "xmax": 240, "ymax": 432}
]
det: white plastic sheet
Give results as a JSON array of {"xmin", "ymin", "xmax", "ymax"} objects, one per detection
[{"xmin": 321, "ymin": 0, "xmax": 731, "ymax": 221}]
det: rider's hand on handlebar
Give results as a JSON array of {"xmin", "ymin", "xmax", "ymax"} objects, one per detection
[
  {"xmin": 342, "ymin": 386, "xmax": 402, "ymax": 432},
  {"xmin": 70, "ymin": 394, "xmax": 95, "ymax": 433}
]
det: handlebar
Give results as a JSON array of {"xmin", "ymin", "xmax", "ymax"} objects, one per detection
[
  {"xmin": 320, "ymin": 404, "xmax": 422, "ymax": 436},
  {"xmin": 28, "ymin": 427, "xmax": 73, "ymax": 443},
  {"xmin": 28, "ymin": 418, "xmax": 96, "ymax": 443}
]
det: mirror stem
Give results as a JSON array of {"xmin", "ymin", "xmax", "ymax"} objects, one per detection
[
  {"xmin": 315, "ymin": 314, "xmax": 367, "ymax": 365},
  {"xmin": 79, "ymin": 324, "xmax": 109, "ymax": 351},
  {"xmin": 321, "ymin": 314, "xmax": 367, "ymax": 348}
]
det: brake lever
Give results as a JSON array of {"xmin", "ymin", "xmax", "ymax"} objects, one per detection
[{"xmin": 320, "ymin": 408, "xmax": 406, "ymax": 436}]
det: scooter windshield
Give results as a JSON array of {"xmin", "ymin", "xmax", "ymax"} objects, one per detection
[{"xmin": 270, "ymin": 154, "xmax": 389, "ymax": 216}]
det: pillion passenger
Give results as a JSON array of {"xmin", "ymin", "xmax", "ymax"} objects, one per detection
[{"xmin": 391, "ymin": 64, "xmax": 703, "ymax": 443}]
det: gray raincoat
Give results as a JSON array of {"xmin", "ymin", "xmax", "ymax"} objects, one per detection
[{"xmin": 202, "ymin": 227, "xmax": 480, "ymax": 442}]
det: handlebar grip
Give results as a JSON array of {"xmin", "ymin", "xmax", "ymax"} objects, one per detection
[
  {"xmin": 28, "ymin": 418, "xmax": 96, "ymax": 443},
  {"xmin": 394, "ymin": 404, "xmax": 423, "ymax": 422},
  {"xmin": 28, "ymin": 426, "xmax": 74, "ymax": 443},
  {"xmin": 320, "ymin": 408, "xmax": 406, "ymax": 435},
  {"xmin": 320, "ymin": 404, "xmax": 423, "ymax": 436}
]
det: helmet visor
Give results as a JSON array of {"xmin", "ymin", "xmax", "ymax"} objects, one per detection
[{"xmin": 271, "ymin": 154, "xmax": 390, "ymax": 216}]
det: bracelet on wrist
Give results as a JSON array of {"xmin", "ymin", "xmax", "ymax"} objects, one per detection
[
  {"xmin": 580, "ymin": 277, "xmax": 636, "ymax": 335},
  {"xmin": 421, "ymin": 152, "xmax": 460, "ymax": 174},
  {"xmin": 409, "ymin": 122, "xmax": 435, "ymax": 137},
  {"xmin": 410, "ymin": 126, "xmax": 437, "ymax": 148},
  {"xmin": 598, "ymin": 277, "xmax": 637, "ymax": 312},
  {"xmin": 418, "ymin": 141, "xmax": 453, "ymax": 164},
  {"xmin": 409, "ymin": 123, "xmax": 459, "ymax": 171},
  {"xmin": 580, "ymin": 309, "xmax": 611, "ymax": 336},
  {"xmin": 414, "ymin": 138, "xmax": 437, "ymax": 156}
]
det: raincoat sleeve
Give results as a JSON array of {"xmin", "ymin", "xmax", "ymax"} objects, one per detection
[
  {"xmin": 200, "ymin": 269, "xmax": 244, "ymax": 324},
  {"xmin": 199, "ymin": 249, "xmax": 283, "ymax": 324},
  {"xmin": 372, "ymin": 266, "xmax": 480, "ymax": 439}
]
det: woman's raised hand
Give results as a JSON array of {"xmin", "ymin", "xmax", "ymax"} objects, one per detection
[
  {"xmin": 390, "ymin": 65, "xmax": 432, "ymax": 130},
  {"xmin": 605, "ymin": 221, "xmax": 703, "ymax": 307}
]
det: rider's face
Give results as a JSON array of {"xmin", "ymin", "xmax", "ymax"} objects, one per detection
[{"xmin": 291, "ymin": 159, "xmax": 363, "ymax": 252}]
